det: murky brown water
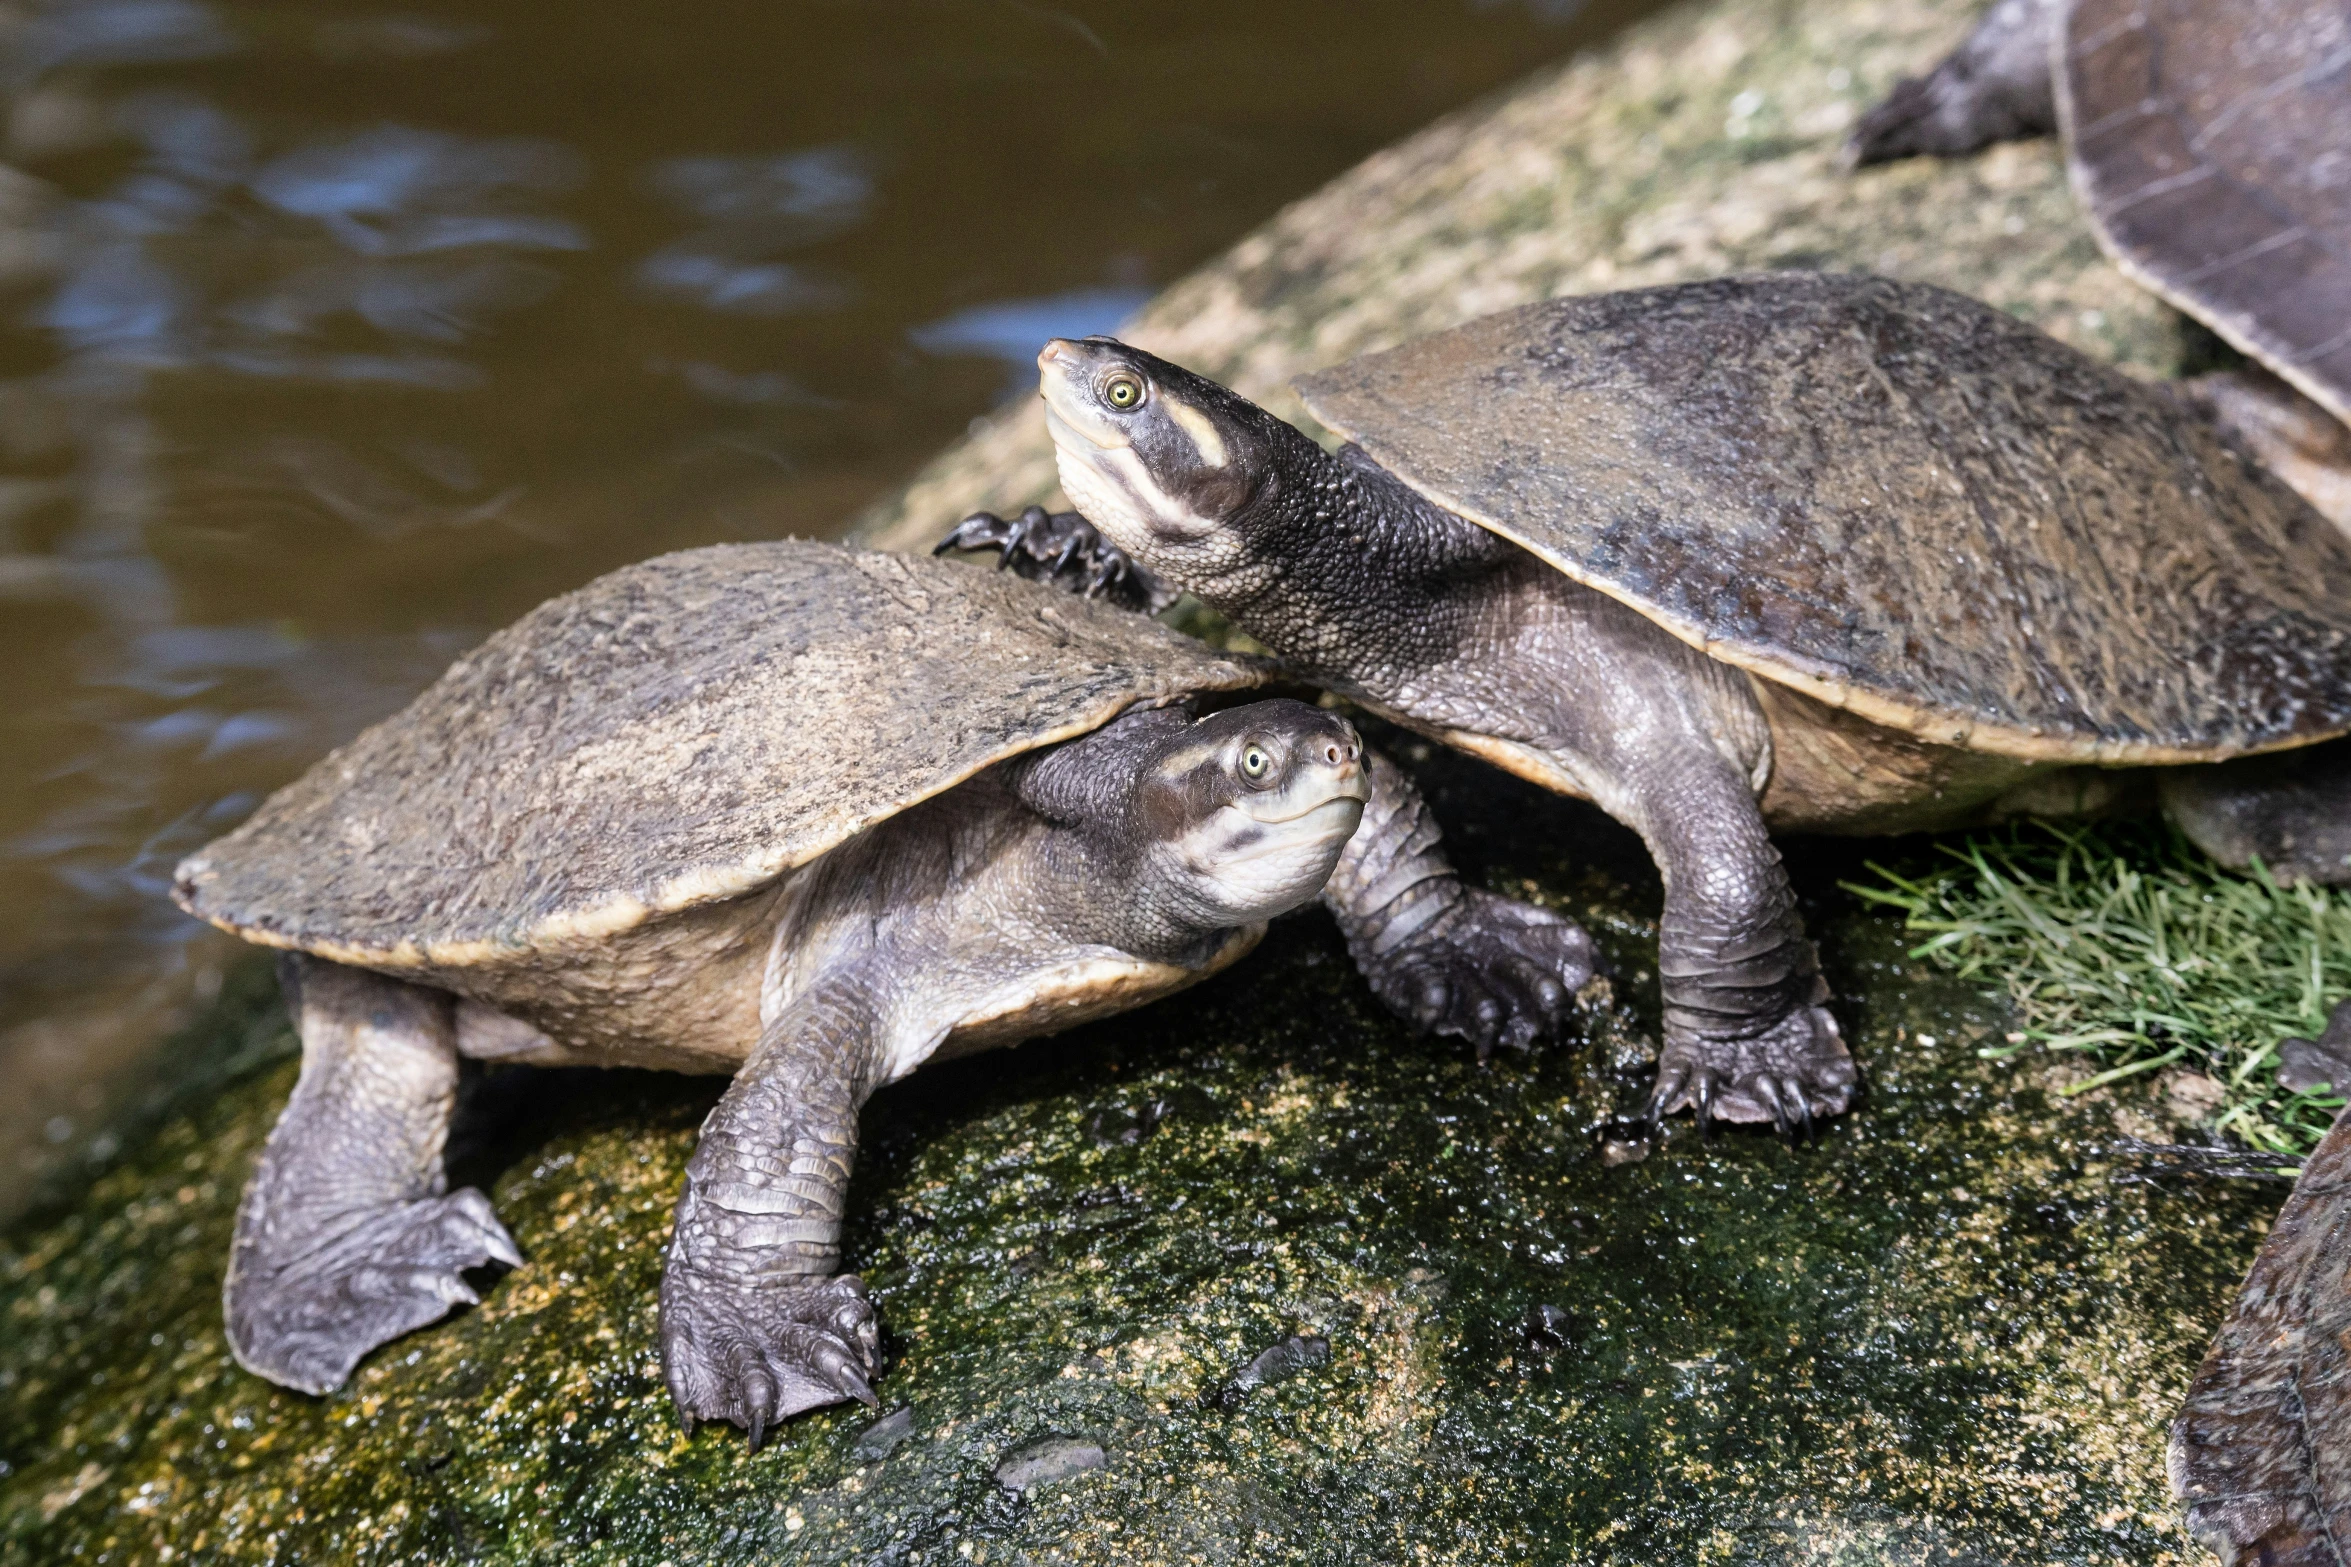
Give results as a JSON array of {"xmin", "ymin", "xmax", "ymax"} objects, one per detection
[{"xmin": 0, "ymin": 0, "xmax": 1657, "ymax": 1203}]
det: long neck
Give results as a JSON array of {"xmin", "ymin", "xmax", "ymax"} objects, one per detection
[{"xmin": 1199, "ymin": 440, "xmax": 1516, "ymax": 694}]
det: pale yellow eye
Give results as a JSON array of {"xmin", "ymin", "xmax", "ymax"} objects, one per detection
[
  {"xmin": 1104, "ymin": 373, "xmax": 1144, "ymax": 410},
  {"xmin": 1241, "ymin": 746, "xmax": 1271, "ymax": 780}
]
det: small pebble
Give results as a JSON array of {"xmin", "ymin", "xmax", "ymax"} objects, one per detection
[
  {"xmin": 1522, "ymin": 1303, "xmax": 1578, "ymax": 1354},
  {"xmin": 1599, "ymin": 1120, "xmax": 1654, "ymax": 1166},
  {"xmin": 993, "ymin": 1436, "xmax": 1106, "ymax": 1491},
  {"xmin": 852, "ymin": 1406, "xmax": 915, "ymax": 1462},
  {"xmin": 1217, "ymin": 1333, "xmax": 1330, "ymax": 1405}
]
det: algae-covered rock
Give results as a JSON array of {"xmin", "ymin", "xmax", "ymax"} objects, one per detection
[
  {"xmin": 859, "ymin": 0, "xmax": 2202, "ymax": 553},
  {"xmin": 0, "ymin": 746, "xmax": 2271, "ymax": 1562},
  {"xmin": 0, "ymin": 0, "xmax": 2280, "ymax": 1557}
]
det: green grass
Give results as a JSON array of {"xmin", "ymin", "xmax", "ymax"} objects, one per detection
[{"xmin": 1848, "ymin": 821, "xmax": 2350, "ymax": 1157}]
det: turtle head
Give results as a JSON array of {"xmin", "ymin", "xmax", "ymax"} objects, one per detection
[
  {"xmin": 1135, "ymin": 698, "xmax": 1369, "ymax": 929},
  {"xmin": 1024, "ymin": 698, "xmax": 1368, "ymax": 933},
  {"xmin": 1037, "ymin": 336, "xmax": 1298, "ymax": 582}
]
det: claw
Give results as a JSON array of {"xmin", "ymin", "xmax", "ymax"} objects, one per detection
[
  {"xmin": 1082, "ymin": 549, "xmax": 1123, "ymax": 598},
  {"xmin": 833, "ymin": 1305, "xmax": 880, "ymax": 1371},
  {"xmin": 1783, "ymin": 1078, "xmax": 1813, "ymax": 1141},
  {"xmin": 992, "ymin": 514, "xmax": 1028, "ymax": 569},
  {"xmin": 1693, "ymin": 1074, "xmax": 1718, "ymax": 1135},
  {"xmin": 743, "ymin": 1366, "xmax": 778, "ymax": 1453},
  {"xmin": 936, "ymin": 512, "xmax": 1006, "ymax": 557},
  {"xmin": 1753, "ymin": 1074, "xmax": 1792, "ymax": 1136},
  {"xmin": 817, "ymin": 1339, "xmax": 878, "ymax": 1408},
  {"xmin": 449, "ymin": 1191, "xmax": 524, "ymax": 1268},
  {"xmin": 1647, "ymin": 1064, "xmax": 1690, "ymax": 1127}
]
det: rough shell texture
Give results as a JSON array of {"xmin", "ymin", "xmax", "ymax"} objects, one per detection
[
  {"xmin": 173, "ymin": 543, "xmax": 1268, "ymax": 968},
  {"xmin": 2168, "ymin": 1105, "xmax": 2351, "ymax": 1561},
  {"xmin": 2061, "ymin": 0, "xmax": 2351, "ymax": 427},
  {"xmin": 1298, "ymin": 272, "xmax": 2351, "ymax": 763}
]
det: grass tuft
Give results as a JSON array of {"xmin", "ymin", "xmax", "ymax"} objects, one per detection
[{"xmin": 1847, "ymin": 821, "xmax": 2349, "ymax": 1156}]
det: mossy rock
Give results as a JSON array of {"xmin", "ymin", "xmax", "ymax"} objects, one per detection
[
  {"xmin": 0, "ymin": 0, "xmax": 2279, "ymax": 1557},
  {"xmin": 858, "ymin": 0, "xmax": 2201, "ymax": 554},
  {"xmin": 0, "ymin": 746, "xmax": 2270, "ymax": 1563}
]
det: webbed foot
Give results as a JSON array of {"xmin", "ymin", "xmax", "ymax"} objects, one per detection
[
  {"xmin": 936, "ymin": 506, "xmax": 1176, "ymax": 614},
  {"xmin": 1359, "ymin": 888, "xmax": 1593, "ymax": 1060},
  {"xmin": 225, "ymin": 1187, "xmax": 521, "ymax": 1395},
  {"xmin": 1647, "ymin": 1002, "xmax": 1855, "ymax": 1136},
  {"xmin": 660, "ymin": 1270, "xmax": 880, "ymax": 1447}
]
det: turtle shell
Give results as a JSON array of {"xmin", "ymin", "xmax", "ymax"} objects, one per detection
[
  {"xmin": 2168, "ymin": 1103, "xmax": 2351, "ymax": 1557},
  {"xmin": 2059, "ymin": 0, "xmax": 2351, "ymax": 427},
  {"xmin": 174, "ymin": 542, "xmax": 1269, "ymax": 970},
  {"xmin": 1295, "ymin": 273, "xmax": 2351, "ymax": 764}
]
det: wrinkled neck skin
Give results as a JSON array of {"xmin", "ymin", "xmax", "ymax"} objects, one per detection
[
  {"xmin": 1020, "ymin": 788, "xmax": 1252, "ymax": 968},
  {"xmin": 1110, "ymin": 427, "xmax": 1520, "ymax": 698},
  {"xmin": 773, "ymin": 770, "xmax": 1239, "ymax": 1029}
]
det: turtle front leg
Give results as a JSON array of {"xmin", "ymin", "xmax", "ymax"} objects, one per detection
[
  {"xmin": 661, "ymin": 980, "xmax": 886, "ymax": 1448},
  {"xmin": 936, "ymin": 506, "xmax": 1177, "ymax": 614},
  {"xmin": 1324, "ymin": 748, "xmax": 1592, "ymax": 1059},
  {"xmin": 1636, "ymin": 756, "xmax": 1855, "ymax": 1134},
  {"xmin": 225, "ymin": 955, "xmax": 522, "ymax": 1394}
]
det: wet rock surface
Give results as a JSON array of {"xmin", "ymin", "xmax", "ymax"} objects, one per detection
[{"xmin": 0, "ymin": 744, "xmax": 2268, "ymax": 1563}]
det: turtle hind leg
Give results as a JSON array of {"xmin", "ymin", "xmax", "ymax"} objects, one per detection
[
  {"xmin": 225, "ymin": 955, "xmax": 521, "ymax": 1395},
  {"xmin": 1845, "ymin": 0, "xmax": 2061, "ymax": 166},
  {"xmin": 2160, "ymin": 740, "xmax": 2351, "ymax": 886}
]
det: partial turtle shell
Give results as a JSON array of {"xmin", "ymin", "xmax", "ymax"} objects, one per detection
[
  {"xmin": 2169, "ymin": 1104, "xmax": 2351, "ymax": 1558},
  {"xmin": 2060, "ymin": 0, "xmax": 2351, "ymax": 427},
  {"xmin": 175, "ymin": 543, "xmax": 1269, "ymax": 969},
  {"xmin": 1297, "ymin": 273, "xmax": 2351, "ymax": 763}
]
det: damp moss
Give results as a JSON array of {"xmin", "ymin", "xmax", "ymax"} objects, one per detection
[
  {"xmin": 0, "ymin": 753, "xmax": 2271, "ymax": 1565},
  {"xmin": 1852, "ymin": 822, "xmax": 2351, "ymax": 1159}
]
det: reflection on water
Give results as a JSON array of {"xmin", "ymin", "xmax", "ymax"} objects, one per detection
[{"xmin": 0, "ymin": 0, "xmax": 1645, "ymax": 1206}]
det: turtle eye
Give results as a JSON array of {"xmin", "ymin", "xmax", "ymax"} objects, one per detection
[
  {"xmin": 1240, "ymin": 745, "xmax": 1272, "ymax": 781},
  {"xmin": 1103, "ymin": 372, "xmax": 1145, "ymax": 410}
]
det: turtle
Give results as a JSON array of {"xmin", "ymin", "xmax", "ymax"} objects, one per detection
[
  {"xmin": 939, "ymin": 270, "xmax": 2351, "ymax": 1134},
  {"xmin": 1845, "ymin": 0, "xmax": 2351, "ymax": 530},
  {"xmin": 2169, "ymin": 1097, "xmax": 2351, "ymax": 1560},
  {"xmin": 171, "ymin": 539, "xmax": 1436, "ymax": 1443}
]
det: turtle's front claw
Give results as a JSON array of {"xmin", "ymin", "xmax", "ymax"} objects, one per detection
[
  {"xmin": 660, "ymin": 1269, "xmax": 882, "ymax": 1445},
  {"xmin": 936, "ymin": 507, "xmax": 1175, "ymax": 614},
  {"xmin": 1356, "ymin": 888, "xmax": 1593, "ymax": 1060},
  {"xmin": 1652, "ymin": 1004, "xmax": 1855, "ymax": 1135}
]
